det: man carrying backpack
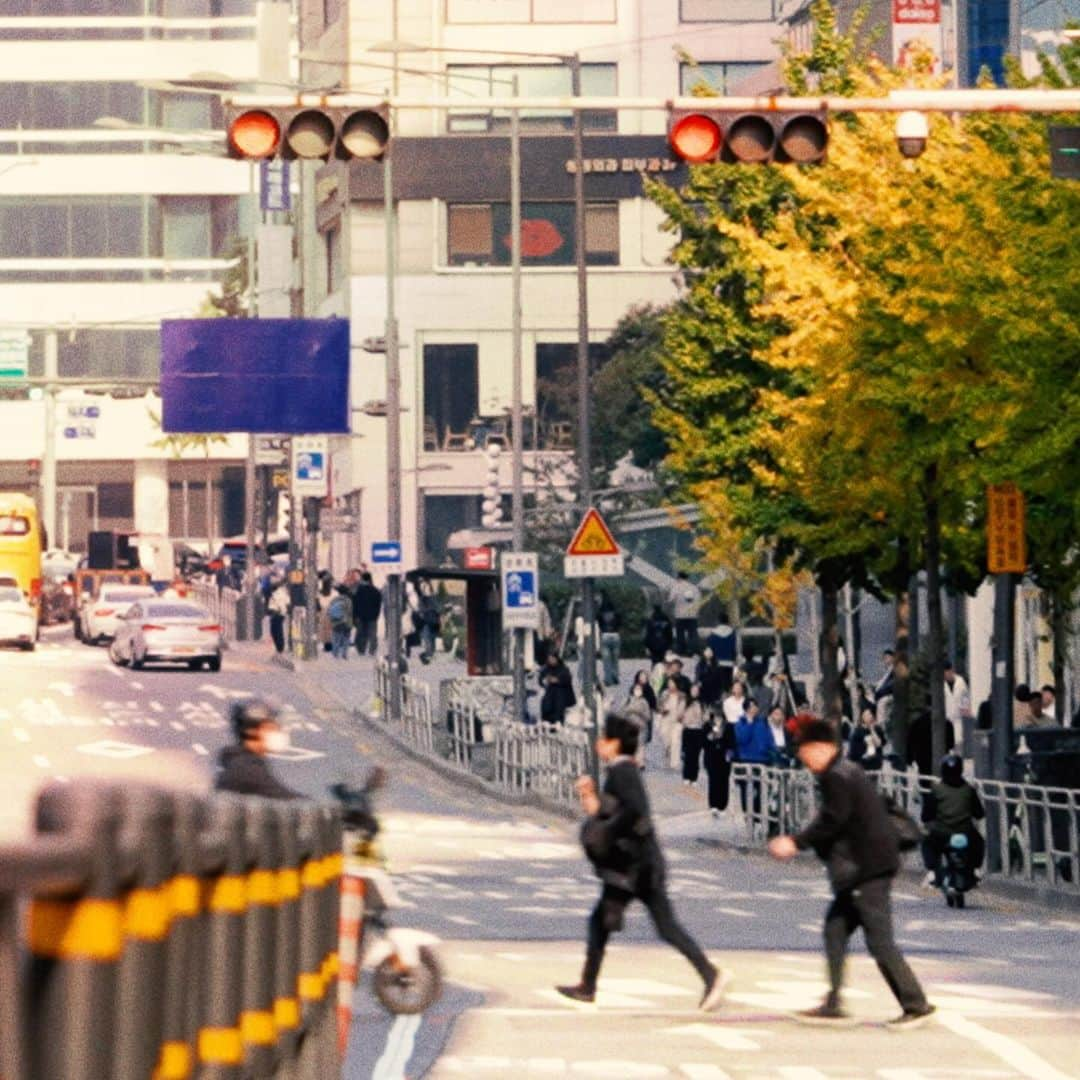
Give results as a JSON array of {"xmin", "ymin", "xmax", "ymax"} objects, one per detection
[
  {"xmin": 768, "ymin": 718, "xmax": 935, "ymax": 1030},
  {"xmin": 327, "ymin": 584, "xmax": 354, "ymax": 659}
]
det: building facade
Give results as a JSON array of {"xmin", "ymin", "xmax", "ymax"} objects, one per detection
[
  {"xmin": 298, "ymin": 0, "xmax": 796, "ymax": 570},
  {"xmin": 0, "ymin": 1, "xmax": 258, "ymax": 554}
]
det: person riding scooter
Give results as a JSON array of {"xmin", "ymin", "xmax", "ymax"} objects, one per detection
[{"xmin": 921, "ymin": 754, "xmax": 985, "ymax": 899}]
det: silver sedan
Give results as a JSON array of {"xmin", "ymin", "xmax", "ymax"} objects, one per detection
[{"xmin": 109, "ymin": 600, "xmax": 223, "ymax": 671}]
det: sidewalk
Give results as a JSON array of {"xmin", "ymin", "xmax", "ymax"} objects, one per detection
[{"xmin": 232, "ymin": 639, "xmax": 747, "ymax": 842}]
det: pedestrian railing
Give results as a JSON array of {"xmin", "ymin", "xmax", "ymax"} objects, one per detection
[
  {"xmin": 730, "ymin": 762, "xmax": 1080, "ymax": 893},
  {"xmin": 189, "ymin": 581, "xmax": 242, "ymax": 642},
  {"xmin": 0, "ymin": 780, "xmax": 343, "ymax": 1080},
  {"xmin": 372, "ymin": 662, "xmax": 588, "ymax": 811}
]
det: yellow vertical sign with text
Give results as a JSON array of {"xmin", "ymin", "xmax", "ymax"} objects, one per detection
[{"xmin": 987, "ymin": 483, "xmax": 1026, "ymax": 575}]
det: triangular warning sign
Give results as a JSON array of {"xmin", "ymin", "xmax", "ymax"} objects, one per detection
[{"xmin": 567, "ymin": 508, "xmax": 620, "ymax": 557}]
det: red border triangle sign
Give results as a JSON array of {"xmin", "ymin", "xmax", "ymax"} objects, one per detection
[{"xmin": 565, "ymin": 508, "xmax": 624, "ymax": 578}]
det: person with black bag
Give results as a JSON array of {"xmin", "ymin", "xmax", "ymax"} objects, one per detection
[
  {"xmin": 768, "ymin": 717, "xmax": 934, "ymax": 1030},
  {"xmin": 556, "ymin": 712, "xmax": 730, "ymax": 1010}
]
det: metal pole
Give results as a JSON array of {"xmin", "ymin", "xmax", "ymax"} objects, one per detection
[
  {"xmin": 384, "ymin": 111, "xmax": 403, "ymax": 723},
  {"xmin": 42, "ymin": 330, "xmax": 58, "ymax": 549},
  {"xmin": 570, "ymin": 55, "xmax": 598, "ymax": 779},
  {"xmin": 245, "ymin": 162, "xmax": 258, "ymax": 642},
  {"xmin": 1008, "ymin": 0, "xmax": 1022, "ymax": 62},
  {"xmin": 842, "ymin": 582, "xmax": 860, "ymax": 724},
  {"xmin": 510, "ymin": 84, "xmax": 526, "ymax": 725},
  {"xmin": 991, "ymin": 573, "xmax": 1015, "ymax": 781}
]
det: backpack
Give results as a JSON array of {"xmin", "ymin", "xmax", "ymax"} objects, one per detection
[{"xmin": 327, "ymin": 595, "xmax": 351, "ymax": 628}]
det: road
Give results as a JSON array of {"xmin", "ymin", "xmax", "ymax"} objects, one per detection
[{"xmin": 2, "ymin": 626, "xmax": 1078, "ymax": 1080}]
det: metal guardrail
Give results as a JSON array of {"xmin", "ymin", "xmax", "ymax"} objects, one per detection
[
  {"xmin": 730, "ymin": 762, "xmax": 1080, "ymax": 892},
  {"xmin": 372, "ymin": 663, "xmax": 590, "ymax": 811},
  {"xmin": 189, "ymin": 581, "xmax": 242, "ymax": 642},
  {"xmin": 0, "ymin": 780, "xmax": 343, "ymax": 1080}
]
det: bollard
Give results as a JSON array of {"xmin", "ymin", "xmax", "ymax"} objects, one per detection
[
  {"xmin": 337, "ymin": 871, "xmax": 364, "ymax": 1056},
  {"xmin": 318, "ymin": 808, "xmax": 344, "ymax": 1076},
  {"xmin": 196, "ymin": 798, "xmax": 247, "ymax": 1080},
  {"xmin": 272, "ymin": 802, "xmax": 303, "ymax": 1071},
  {"xmin": 292, "ymin": 804, "xmax": 327, "ymax": 1078},
  {"xmin": 155, "ymin": 792, "xmax": 209, "ymax": 1080},
  {"xmin": 27, "ymin": 781, "xmax": 124, "ymax": 1080},
  {"xmin": 240, "ymin": 801, "xmax": 280, "ymax": 1079}
]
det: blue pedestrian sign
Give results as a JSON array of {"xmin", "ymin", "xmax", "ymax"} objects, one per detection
[
  {"xmin": 371, "ymin": 541, "xmax": 403, "ymax": 567},
  {"xmin": 292, "ymin": 436, "xmax": 328, "ymax": 496},
  {"xmin": 501, "ymin": 552, "xmax": 540, "ymax": 630}
]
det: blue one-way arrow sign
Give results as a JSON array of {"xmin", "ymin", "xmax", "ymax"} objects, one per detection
[{"xmin": 371, "ymin": 541, "xmax": 402, "ymax": 565}]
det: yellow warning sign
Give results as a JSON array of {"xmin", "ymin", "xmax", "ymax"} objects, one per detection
[{"xmin": 567, "ymin": 508, "xmax": 620, "ymax": 557}]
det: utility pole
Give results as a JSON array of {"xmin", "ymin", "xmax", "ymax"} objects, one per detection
[
  {"xmin": 570, "ymin": 54, "xmax": 599, "ymax": 779},
  {"xmin": 510, "ymin": 82, "xmax": 527, "ymax": 726},
  {"xmin": 41, "ymin": 331, "xmax": 58, "ymax": 549},
  {"xmin": 244, "ymin": 161, "xmax": 258, "ymax": 643}
]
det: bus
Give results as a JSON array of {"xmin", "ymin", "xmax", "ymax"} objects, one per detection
[{"xmin": 0, "ymin": 492, "xmax": 44, "ymax": 627}]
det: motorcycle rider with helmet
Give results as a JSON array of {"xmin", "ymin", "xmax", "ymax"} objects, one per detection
[
  {"xmin": 921, "ymin": 753, "xmax": 985, "ymax": 890},
  {"xmin": 214, "ymin": 698, "xmax": 304, "ymax": 800}
]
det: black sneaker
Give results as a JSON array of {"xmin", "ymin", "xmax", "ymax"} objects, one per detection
[
  {"xmin": 699, "ymin": 968, "xmax": 732, "ymax": 1012},
  {"xmin": 556, "ymin": 983, "xmax": 596, "ymax": 1004},
  {"xmin": 792, "ymin": 1002, "xmax": 857, "ymax": 1027},
  {"xmin": 886, "ymin": 1005, "xmax": 936, "ymax": 1031}
]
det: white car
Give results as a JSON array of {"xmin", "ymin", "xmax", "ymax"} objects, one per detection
[
  {"xmin": 0, "ymin": 584, "xmax": 36, "ymax": 651},
  {"xmin": 109, "ymin": 600, "xmax": 223, "ymax": 671},
  {"xmin": 81, "ymin": 584, "xmax": 158, "ymax": 644}
]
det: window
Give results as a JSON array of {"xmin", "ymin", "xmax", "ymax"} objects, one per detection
[
  {"xmin": 535, "ymin": 343, "xmax": 609, "ymax": 449},
  {"xmin": 97, "ymin": 483, "xmax": 134, "ymax": 521},
  {"xmin": 0, "ymin": 82, "xmax": 143, "ymax": 130},
  {"xmin": 447, "ymin": 63, "xmax": 616, "ymax": 133},
  {"xmin": 680, "ymin": 0, "xmax": 779, "ymax": 21},
  {"xmin": 0, "ymin": 515, "xmax": 30, "ymax": 536},
  {"xmin": 57, "ymin": 330, "xmax": 160, "ymax": 380},
  {"xmin": 447, "ymin": 202, "xmax": 618, "ymax": 267},
  {"xmin": 161, "ymin": 198, "xmax": 212, "ymax": 259},
  {"xmin": 445, "ymin": 0, "xmax": 615, "ymax": 22},
  {"xmin": 423, "ymin": 345, "xmax": 479, "ymax": 451},
  {"xmin": 0, "ymin": 197, "xmax": 144, "ymax": 259},
  {"xmin": 680, "ymin": 61, "xmax": 771, "ymax": 96},
  {"xmin": 423, "ymin": 494, "xmax": 481, "ymax": 564}
]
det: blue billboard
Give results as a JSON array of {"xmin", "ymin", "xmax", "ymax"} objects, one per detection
[{"xmin": 160, "ymin": 318, "xmax": 350, "ymax": 434}]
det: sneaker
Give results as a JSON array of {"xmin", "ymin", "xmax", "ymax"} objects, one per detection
[
  {"xmin": 555, "ymin": 983, "xmax": 595, "ymax": 1004},
  {"xmin": 699, "ymin": 968, "xmax": 732, "ymax": 1012},
  {"xmin": 711, "ymin": 807, "xmax": 721, "ymax": 818},
  {"xmin": 792, "ymin": 1002, "xmax": 857, "ymax": 1027},
  {"xmin": 920, "ymin": 871, "xmax": 936, "ymax": 890},
  {"xmin": 886, "ymin": 1005, "xmax": 936, "ymax": 1032}
]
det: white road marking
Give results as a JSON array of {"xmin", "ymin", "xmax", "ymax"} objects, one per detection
[
  {"xmin": 715, "ymin": 906, "xmax": 755, "ymax": 918},
  {"xmin": 570, "ymin": 1063, "xmax": 668, "ymax": 1077},
  {"xmin": 12, "ymin": 728, "xmax": 29, "ymax": 742},
  {"xmin": 192, "ymin": 743, "xmax": 209, "ymax": 756},
  {"xmin": 444, "ymin": 914, "xmax": 478, "ymax": 926},
  {"xmin": 936, "ymin": 1011, "xmax": 1074, "ymax": 1080},
  {"xmin": 171, "ymin": 721, "xmax": 186, "ymax": 731},
  {"xmin": 75, "ymin": 740, "xmax": 154, "ymax": 760},
  {"xmin": 680, "ymin": 1067, "xmax": 733, "ymax": 1079},
  {"xmin": 150, "ymin": 701, "xmax": 164, "ymax": 713},
  {"xmin": 104, "ymin": 666, "xmax": 126, "ymax": 678},
  {"xmin": 371, "ymin": 1013, "xmax": 421, "ymax": 1080},
  {"xmin": 32, "ymin": 754, "xmax": 50, "ymax": 768},
  {"xmin": 668, "ymin": 1023, "xmax": 763, "ymax": 1051},
  {"xmin": 777, "ymin": 1070, "xmax": 829, "ymax": 1080},
  {"xmin": 46, "ymin": 682, "xmax": 75, "ymax": 697}
]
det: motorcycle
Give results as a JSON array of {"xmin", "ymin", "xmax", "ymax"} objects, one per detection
[
  {"xmin": 940, "ymin": 831, "xmax": 978, "ymax": 909},
  {"xmin": 331, "ymin": 778, "xmax": 444, "ymax": 1015}
]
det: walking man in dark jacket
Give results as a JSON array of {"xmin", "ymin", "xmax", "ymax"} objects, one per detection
[
  {"xmin": 557, "ymin": 712, "xmax": 730, "ymax": 1010},
  {"xmin": 214, "ymin": 699, "xmax": 303, "ymax": 800},
  {"xmin": 768, "ymin": 718, "xmax": 934, "ymax": 1030},
  {"xmin": 352, "ymin": 571, "xmax": 383, "ymax": 656}
]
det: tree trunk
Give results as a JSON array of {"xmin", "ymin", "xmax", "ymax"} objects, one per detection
[
  {"xmin": 891, "ymin": 539, "xmax": 912, "ymax": 761},
  {"xmin": 923, "ymin": 463, "xmax": 948, "ymax": 766},
  {"xmin": 819, "ymin": 576, "xmax": 843, "ymax": 725}
]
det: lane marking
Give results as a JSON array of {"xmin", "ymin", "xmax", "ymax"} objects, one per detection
[
  {"xmin": 444, "ymin": 914, "xmax": 478, "ymax": 926},
  {"xmin": 192, "ymin": 743, "xmax": 209, "ymax": 756},
  {"xmin": 777, "ymin": 1070, "xmax": 829, "ymax": 1080},
  {"xmin": 149, "ymin": 701, "xmax": 164, "ymax": 713},
  {"xmin": 371, "ymin": 1013, "xmax": 421, "ymax": 1080},
  {"xmin": 680, "ymin": 1068, "xmax": 733, "ymax": 1079},
  {"xmin": 936, "ymin": 1010, "xmax": 1075, "ymax": 1080},
  {"xmin": 669, "ymin": 1023, "xmax": 764, "ymax": 1051},
  {"xmin": 13, "ymin": 728, "xmax": 29, "ymax": 742},
  {"xmin": 32, "ymin": 754, "xmax": 50, "ymax": 768},
  {"xmin": 170, "ymin": 721, "xmax": 186, "ymax": 731}
]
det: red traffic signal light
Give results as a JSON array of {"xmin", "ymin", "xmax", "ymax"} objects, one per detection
[
  {"xmin": 668, "ymin": 110, "xmax": 828, "ymax": 166},
  {"xmin": 225, "ymin": 104, "xmax": 390, "ymax": 162}
]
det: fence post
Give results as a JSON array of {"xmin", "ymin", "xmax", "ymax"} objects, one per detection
[
  {"xmin": 0, "ymin": 891, "xmax": 24, "ymax": 1080},
  {"xmin": 27, "ymin": 781, "xmax": 124, "ymax": 1080},
  {"xmin": 273, "ymin": 803, "xmax": 303, "ymax": 1074}
]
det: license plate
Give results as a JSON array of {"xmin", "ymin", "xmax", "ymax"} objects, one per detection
[{"xmin": 173, "ymin": 646, "xmax": 196, "ymax": 654}]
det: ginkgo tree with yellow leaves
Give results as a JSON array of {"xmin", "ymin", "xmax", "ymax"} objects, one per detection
[{"xmin": 650, "ymin": 0, "xmax": 1080, "ymax": 760}]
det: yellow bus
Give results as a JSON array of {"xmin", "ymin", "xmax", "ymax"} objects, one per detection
[{"xmin": 0, "ymin": 492, "xmax": 44, "ymax": 626}]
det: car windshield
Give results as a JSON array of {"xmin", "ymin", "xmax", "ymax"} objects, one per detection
[
  {"xmin": 0, "ymin": 515, "xmax": 30, "ymax": 536},
  {"xmin": 145, "ymin": 604, "xmax": 209, "ymax": 620},
  {"xmin": 0, "ymin": 586, "xmax": 23, "ymax": 603},
  {"xmin": 103, "ymin": 589, "xmax": 155, "ymax": 603}
]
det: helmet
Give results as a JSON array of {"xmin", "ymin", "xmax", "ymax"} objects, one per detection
[
  {"xmin": 940, "ymin": 753, "xmax": 964, "ymax": 785},
  {"xmin": 230, "ymin": 698, "xmax": 278, "ymax": 742}
]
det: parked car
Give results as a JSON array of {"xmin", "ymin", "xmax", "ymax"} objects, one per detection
[
  {"xmin": 109, "ymin": 599, "xmax": 223, "ymax": 671},
  {"xmin": 0, "ymin": 583, "xmax": 36, "ymax": 651},
  {"xmin": 80, "ymin": 583, "xmax": 158, "ymax": 644}
]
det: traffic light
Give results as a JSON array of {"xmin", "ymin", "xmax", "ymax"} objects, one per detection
[
  {"xmin": 668, "ymin": 110, "xmax": 828, "ymax": 165},
  {"xmin": 224, "ymin": 103, "xmax": 390, "ymax": 161}
]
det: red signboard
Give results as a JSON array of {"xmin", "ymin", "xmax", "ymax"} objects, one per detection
[
  {"xmin": 893, "ymin": 0, "xmax": 940, "ymax": 23},
  {"xmin": 464, "ymin": 546, "xmax": 494, "ymax": 571}
]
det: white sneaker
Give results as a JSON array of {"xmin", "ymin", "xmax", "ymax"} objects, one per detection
[{"xmin": 700, "ymin": 968, "xmax": 732, "ymax": 1012}]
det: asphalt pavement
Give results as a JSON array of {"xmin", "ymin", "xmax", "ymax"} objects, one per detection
[{"xmin": 1, "ymin": 628, "xmax": 1078, "ymax": 1080}]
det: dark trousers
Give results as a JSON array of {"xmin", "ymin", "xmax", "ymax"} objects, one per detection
[
  {"xmin": 355, "ymin": 619, "xmax": 379, "ymax": 655},
  {"xmin": 703, "ymin": 744, "xmax": 731, "ymax": 811},
  {"xmin": 269, "ymin": 613, "xmax": 286, "ymax": 654},
  {"xmin": 582, "ymin": 879, "xmax": 714, "ymax": 992},
  {"xmin": 681, "ymin": 728, "xmax": 706, "ymax": 782},
  {"xmin": 737, "ymin": 776, "xmax": 762, "ymax": 815},
  {"xmin": 674, "ymin": 618, "xmax": 698, "ymax": 655},
  {"xmin": 823, "ymin": 875, "xmax": 927, "ymax": 1012}
]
